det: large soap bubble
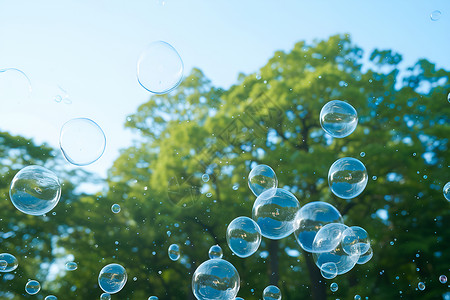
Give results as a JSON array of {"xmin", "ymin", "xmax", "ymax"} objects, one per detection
[
  {"xmin": 9, "ymin": 165, "xmax": 61, "ymax": 215},
  {"xmin": 137, "ymin": 41, "xmax": 184, "ymax": 94},
  {"xmin": 320, "ymin": 100, "xmax": 358, "ymax": 138},
  {"xmin": 248, "ymin": 164, "xmax": 278, "ymax": 197},
  {"xmin": 294, "ymin": 201, "xmax": 343, "ymax": 252},
  {"xmin": 252, "ymin": 188, "xmax": 300, "ymax": 240},
  {"xmin": 226, "ymin": 216, "xmax": 262, "ymax": 258},
  {"xmin": 328, "ymin": 157, "xmax": 368, "ymax": 199},
  {"xmin": 98, "ymin": 263, "xmax": 127, "ymax": 294},
  {"xmin": 341, "ymin": 226, "xmax": 370, "ymax": 255},
  {"xmin": 60, "ymin": 118, "xmax": 106, "ymax": 166},
  {"xmin": 192, "ymin": 258, "xmax": 240, "ymax": 300},
  {"xmin": 263, "ymin": 285, "xmax": 281, "ymax": 300},
  {"xmin": 0, "ymin": 253, "xmax": 18, "ymax": 272},
  {"xmin": 443, "ymin": 182, "xmax": 450, "ymax": 201},
  {"xmin": 312, "ymin": 223, "xmax": 349, "ymax": 253}
]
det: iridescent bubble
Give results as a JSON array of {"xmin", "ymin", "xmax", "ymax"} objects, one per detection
[
  {"xmin": 418, "ymin": 282, "xmax": 425, "ymax": 291},
  {"xmin": 354, "ymin": 295, "xmax": 361, "ymax": 300},
  {"xmin": 320, "ymin": 100, "xmax": 358, "ymax": 138},
  {"xmin": 294, "ymin": 201, "xmax": 343, "ymax": 252},
  {"xmin": 430, "ymin": 10, "xmax": 442, "ymax": 21},
  {"xmin": 208, "ymin": 245, "xmax": 223, "ymax": 259},
  {"xmin": 45, "ymin": 296, "xmax": 58, "ymax": 300},
  {"xmin": 330, "ymin": 282, "xmax": 338, "ymax": 292},
  {"xmin": 9, "ymin": 165, "xmax": 61, "ymax": 216},
  {"xmin": 168, "ymin": 244, "xmax": 180, "ymax": 261},
  {"xmin": 314, "ymin": 240, "xmax": 360, "ymax": 275},
  {"xmin": 0, "ymin": 260, "xmax": 7, "ymax": 271},
  {"xmin": 252, "ymin": 188, "xmax": 300, "ymax": 240},
  {"xmin": 0, "ymin": 253, "xmax": 18, "ymax": 272},
  {"xmin": 137, "ymin": 41, "xmax": 184, "ymax": 94},
  {"xmin": 439, "ymin": 275, "xmax": 447, "ymax": 284},
  {"xmin": 356, "ymin": 246, "xmax": 373, "ymax": 265},
  {"xmin": 202, "ymin": 174, "xmax": 210, "ymax": 182},
  {"xmin": 226, "ymin": 216, "xmax": 262, "ymax": 258},
  {"xmin": 341, "ymin": 226, "xmax": 370, "ymax": 255},
  {"xmin": 312, "ymin": 223, "xmax": 348, "ymax": 253},
  {"xmin": 25, "ymin": 280, "xmax": 41, "ymax": 295},
  {"xmin": 328, "ymin": 157, "xmax": 368, "ymax": 199},
  {"xmin": 66, "ymin": 261, "xmax": 78, "ymax": 271},
  {"xmin": 443, "ymin": 182, "xmax": 450, "ymax": 201},
  {"xmin": 60, "ymin": 118, "xmax": 106, "ymax": 166},
  {"xmin": 148, "ymin": 296, "xmax": 159, "ymax": 300},
  {"xmin": 111, "ymin": 204, "xmax": 121, "ymax": 214},
  {"xmin": 320, "ymin": 262, "xmax": 338, "ymax": 279},
  {"xmin": 100, "ymin": 293, "xmax": 111, "ymax": 300},
  {"xmin": 192, "ymin": 258, "xmax": 240, "ymax": 300},
  {"xmin": 263, "ymin": 285, "xmax": 281, "ymax": 300},
  {"xmin": 248, "ymin": 164, "xmax": 278, "ymax": 197},
  {"xmin": 98, "ymin": 263, "xmax": 127, "ymax": 294}
]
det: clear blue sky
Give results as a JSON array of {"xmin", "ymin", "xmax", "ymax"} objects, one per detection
[{"xmin": 1, "ymin": 0, "xmax": 449, "ymax": 177}]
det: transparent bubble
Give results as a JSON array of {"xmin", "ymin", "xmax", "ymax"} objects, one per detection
[
  {"xmin": 294, "ymin": 201, "xmax": 343, "ymax": 252},
  {"xmin": 430, "ymin": 10, "xmax": 441, "ymax": 21},
  {"xmin": 0, "ymin": 260, "xmax": 7, "ymax": 271},
  {"xmin": 330, "ymin": 282, "xmax": 338, "ymax": 292},
  {"xmin": 168, "ymin": 244, "xmax": 180, "ymax": 261},
  {"xmin": 443, "ymin": 182, "xmax": 450, "ymax": 201},
  {"xmin": 263, "ymin": 285, "xmax": 281, "ymax": 300},
  {"xmin": 45, "ymin": 296, "xmax": 58, "ymax": 300},
  {"xmin": 354, "ymin": 295, "xmax": 361, "ymax": 300},
  {"xmin": 226, "ymin": 216, "xmax": 262, "ymax": 258},
  {"xmin": 312, "ymin": 223, "xmax": 348, "ymax": 253},
  {"xmin": 341, "ymin": 226, "xmax": 370, "ymax": 255},
  {"xmin": 192, "ymin": 258, "xmax": 240, "ymax": 300},
  {"xmin": 148, "ymin": 296, "xmax": 159, "ymax": 300},
  {"xmin": 440, "ymin": 275, "xmax": 447, "ymax": 284},
  {"xmin": 0, "ymin": 253, "xmax": 18, "ymax": 272},
  {"xmin": 313, "ymin": 239, "xmax": 360, "ymax": 275},
  {"xmin": 60, "ymin": 118, "xmax": 106, "ymax": 166},
  {"xmin": 320, "ymin": 100, "xmax": 358, "ymax": 138},
  {"xmin": 328, "ymin": 157, "xmax": 368, "ymax": 199},
  {"xmin": 137, "ymin": 41, "xmax": 184, "ymax": 94},
  {"xmin": 418, "ymin": 282, "xmax": 425, "ymax": 291},
  {"xmin": 25, "ymin": 280, "xmax": 41, "ymax": 295},
  {"xmin": 111, "ymin": 204, "xmax": 121, "ymax": 214},
  {"xmin": 100, "ymin": 293, "xmax": 111, "ymax": 300},
  {"xmin": 0, "ymin": 68, "xmax": 32, "ymax": 103},
  {"xmin": 235, "ymin": 298, "xmax": 244, "ymax": 300},
  {"xmin": 208, "ymin": 245, "xmax": 223, "ymax": 259},
  {"xmin": 252, "ymin": 188, "xmax": 300, "ymax": 240},
  {"xmin": 9, "ymin": 165, "xmax": 61, "ymax": 216},
  {"xmin": 320, "ymin": 262, "xmax": 338, "ymax": 279},
  {"xmin": 360, "ymin": 152, "xmax": 365, "ymax": 157},
  {"xmin": 66, "ymin": 261, "xmax": 78, "ymax": 271},
  {"xmin": 202, "ymin": 174, "xmax": 210, "ymax": 182},
  {"xmin": 356, "ymin": 246, "xmax": 373, "ymax": 265},
  {"xmin": 448, "ymin": 92, "xmax": 450, "ymax": 103},
  {"xmin": 248, "ymin": 164, "xmax": 278, "ymax": 197},
  {"xmin": 98, "ymin": 263, "xmax": 127, "ymax": 294}
]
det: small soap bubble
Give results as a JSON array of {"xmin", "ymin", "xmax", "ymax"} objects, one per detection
[
  {"xmin": 54, "ymin": 95, "xmax": 63, "ymax": 103},
  {"xmin": 320, "ymin": 100, "xmax": 358, "ymax": 138},
  {"xmin": 192, "ymin": 259, "xmax": 240, "ymax": 300},
  {"xmin": 168, "ymin": 244, "xmax": 180, "ymax": 261},
  {"xmin": 227, "ymin": 216, "xmax": 262, "ymax": 258},
  {"xmin": 60, "ymin": 118, "xmax": 106, "ymax": 166},
  {"xmin": 100, "ymin": 293, "xmax": 111, "ymax": 300},
  {"xmin": 0, "ymin": 253, "xmax": 18, "ymax": 272},
  {"xmin": 9, "ymin": 166, "xmax": 61, "ymax": 216},
  {"xmin": 235, "ymin": 298, "xmax": 244, "ymax": 300},
  {"xmin": 328, "ymin": 157, "xmax": 368, "ymax": 199},
  {"xmin": 232, "ymin": 184, "xmax": 239, "ymax": 190},
  {"xmin": 66, "ymin": 261, "xmax": 78, "ymax": 271},
  {"xmin": 248, "ymin": 164, "xmax": 277, "ymax": 197},
  {"xmin": 320, "ymin": 262, "xmax": 338, "ymax": 279},
  {"xmin": 45, "ymin": 296, "xmax": 57, "ymax": 300},
  {"xmin": 202, "ymin": 174, "xmax": 210, "ymax": 182},
  {"xmin": 111, "ymin": 204, "xmax": 121, "ymax": 213},
  {"xmin": 137, "ymin": 41, "xmax": 184, "ymax": 94},
  {"xmin": 418, "ymin": 282, "xmax": 425, "ymax": 291},
  {"xmin": 439, "ymin": 275, "xmax": 447, "ymax": 284},
  {"xmin": 372, "ymin": 176, "xmax": 377, "ymax": 181},
  {"xmin": 443, "ymin": 182, "xmax": 450, "ymax": 201},
  {"xmin": 430, "ymin": 10, "xmax": 442, "ymax": 21},
  {"xmin": 148, "ymin": 296, "xmax": 159, "ymax": 300},
  {"xmin": 25, "ymin": 280, "xmax": 41, "ymax": 295},
  {"xmin": 208, "ymin": 245, "xmax": 223, "ymax": 259},
  {"xmin": 360, "ymin": 152, "xmax": 365, "ymax": 157},
  {"xmin": 206, "ymin": 192, "xmax": 212, "ymax": 198},
  {"xmin": 98, "ymin": 263, "xmax": 127, "ymax": 294},
  {"xmin": 330, "ymin": 282, "xmax": 338, "ymax": 292},
  {"xmin": 263, "ymin": 285, "xmax": 281, "ymax": 300},
  {"xmin": 354, "ymin": 295, "xmax": 361, "ymax": 300}
]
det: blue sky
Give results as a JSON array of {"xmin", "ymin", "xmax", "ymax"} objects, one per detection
[{"xmin": 0, "ymin": 0, "xmax": 449, "ymax": 177}]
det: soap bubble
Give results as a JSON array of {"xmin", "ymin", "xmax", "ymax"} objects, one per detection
[
  {"xmin": 25, "ymin": 280, "xmax": 41, "ymax": 295},
  {"xmin": 111, "ymin": 204, "xmax": 121, "ymax": 214},
  {"xmin": 320, "ymin": 262, "xmax": 338, "ymax": 279},
  {"xmin": 440, "ymin": 275, "xmax": 447, "ymax": 284},
  {"xmin": 9, "ymin": 165, "xmax": 61, "ymax": 216},
  {"xmin": 66, "ymin": 261, "xmax": 78, "ymax": 271},
  {"xmin": 148, "ymin": 296, "xmax": 159, "ymax": 300},
  {"xmin": 360, "ymin": 152, "xmax": 365, "ymax": 157},
  {"xmin": 418, "ymin": 282, "xmax": 425, "ymax": 291},
  {"xmin": 248, "ymin": 164, "xmax": 277, "ymax": 197},
  {"xmin": 0, "ymin": 68, "xmax": 32, "ymax": 103},
  {"xmin": 328, "ymin": 157, "xmax": 368, "ymax": 199},
  {"xmin": 137, "ymin": 41, "xmax": 184, "ymax": 94},
  {"xmin": 313, "ymin": 239, "xmax": 360, "ymax": 275},
  {"xmin": 252, "ymin": 188, "xmax": 300, "ymax": 240},
  {"xmin": 226, "ymin": 216, "xmax": 262, "ymax": 258},
  {"xmin": 263, "ymin": 285, "xmax": 281, "ymax": 300},
  {"xmin": 60, "ymin": 118, "xmax": 106, "ymax": 166},
  {"xmin": 354, "ymin": 295, "xmax": 361, "ymax": 300},
  {"xmin": 192, "ymin": 258, "xmax": 240, "ymax": 300},
  {"xmin": 341, "ymin": 226, "xmax": 370, "ymax": 255},
  {"xmin": 430, "ymin": 10, "xmax": 442, "ymax": 21},
  {"xmin": 0, "ymin": 253, "xmax": 18, "ymax": 272},
  {"xmin": 45, "ymin": 296, "xmax": 58, "ymax": 300},
  {"xmin": 208, "ymin": 245, "xmax": 223, "ymax": 259},
  {"xmin": 312, "ymin": 223, "xmax": 349, "ymax": 253},
  {"xmin": 168, "ymin": 244, "xmax": 180, "ymax": 261},
  {"xmin": 356, "ymin": 246, "xmax": 373, "ymax": 265},
  {"xmin": 294, "ymin": 201, "xmax": 343, "ymax": 252},
  {"xmin": 320, "ymin": 100, "xmax": 358, "ymax": 138},
  {"xmin": 443, "ymin": 182, "xmax": 450, "ymax": 201},
  {"xmin": 98, "ymin": 263, "xmax": 127, "ymax": 294},
  {"xmin": 202, "ymin": 174, "xmax": 210, "ymax": 182},
  {"xmin": 100, "ymin": 293, "xmax": 111, "ymax": 300},
  {"xmin": 235, "ymin": 298, "xmax": 244, "ymax": 300},
  {"xmin": 330, "ymin": 282, "xmax": 338, "ymax": 292}
]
